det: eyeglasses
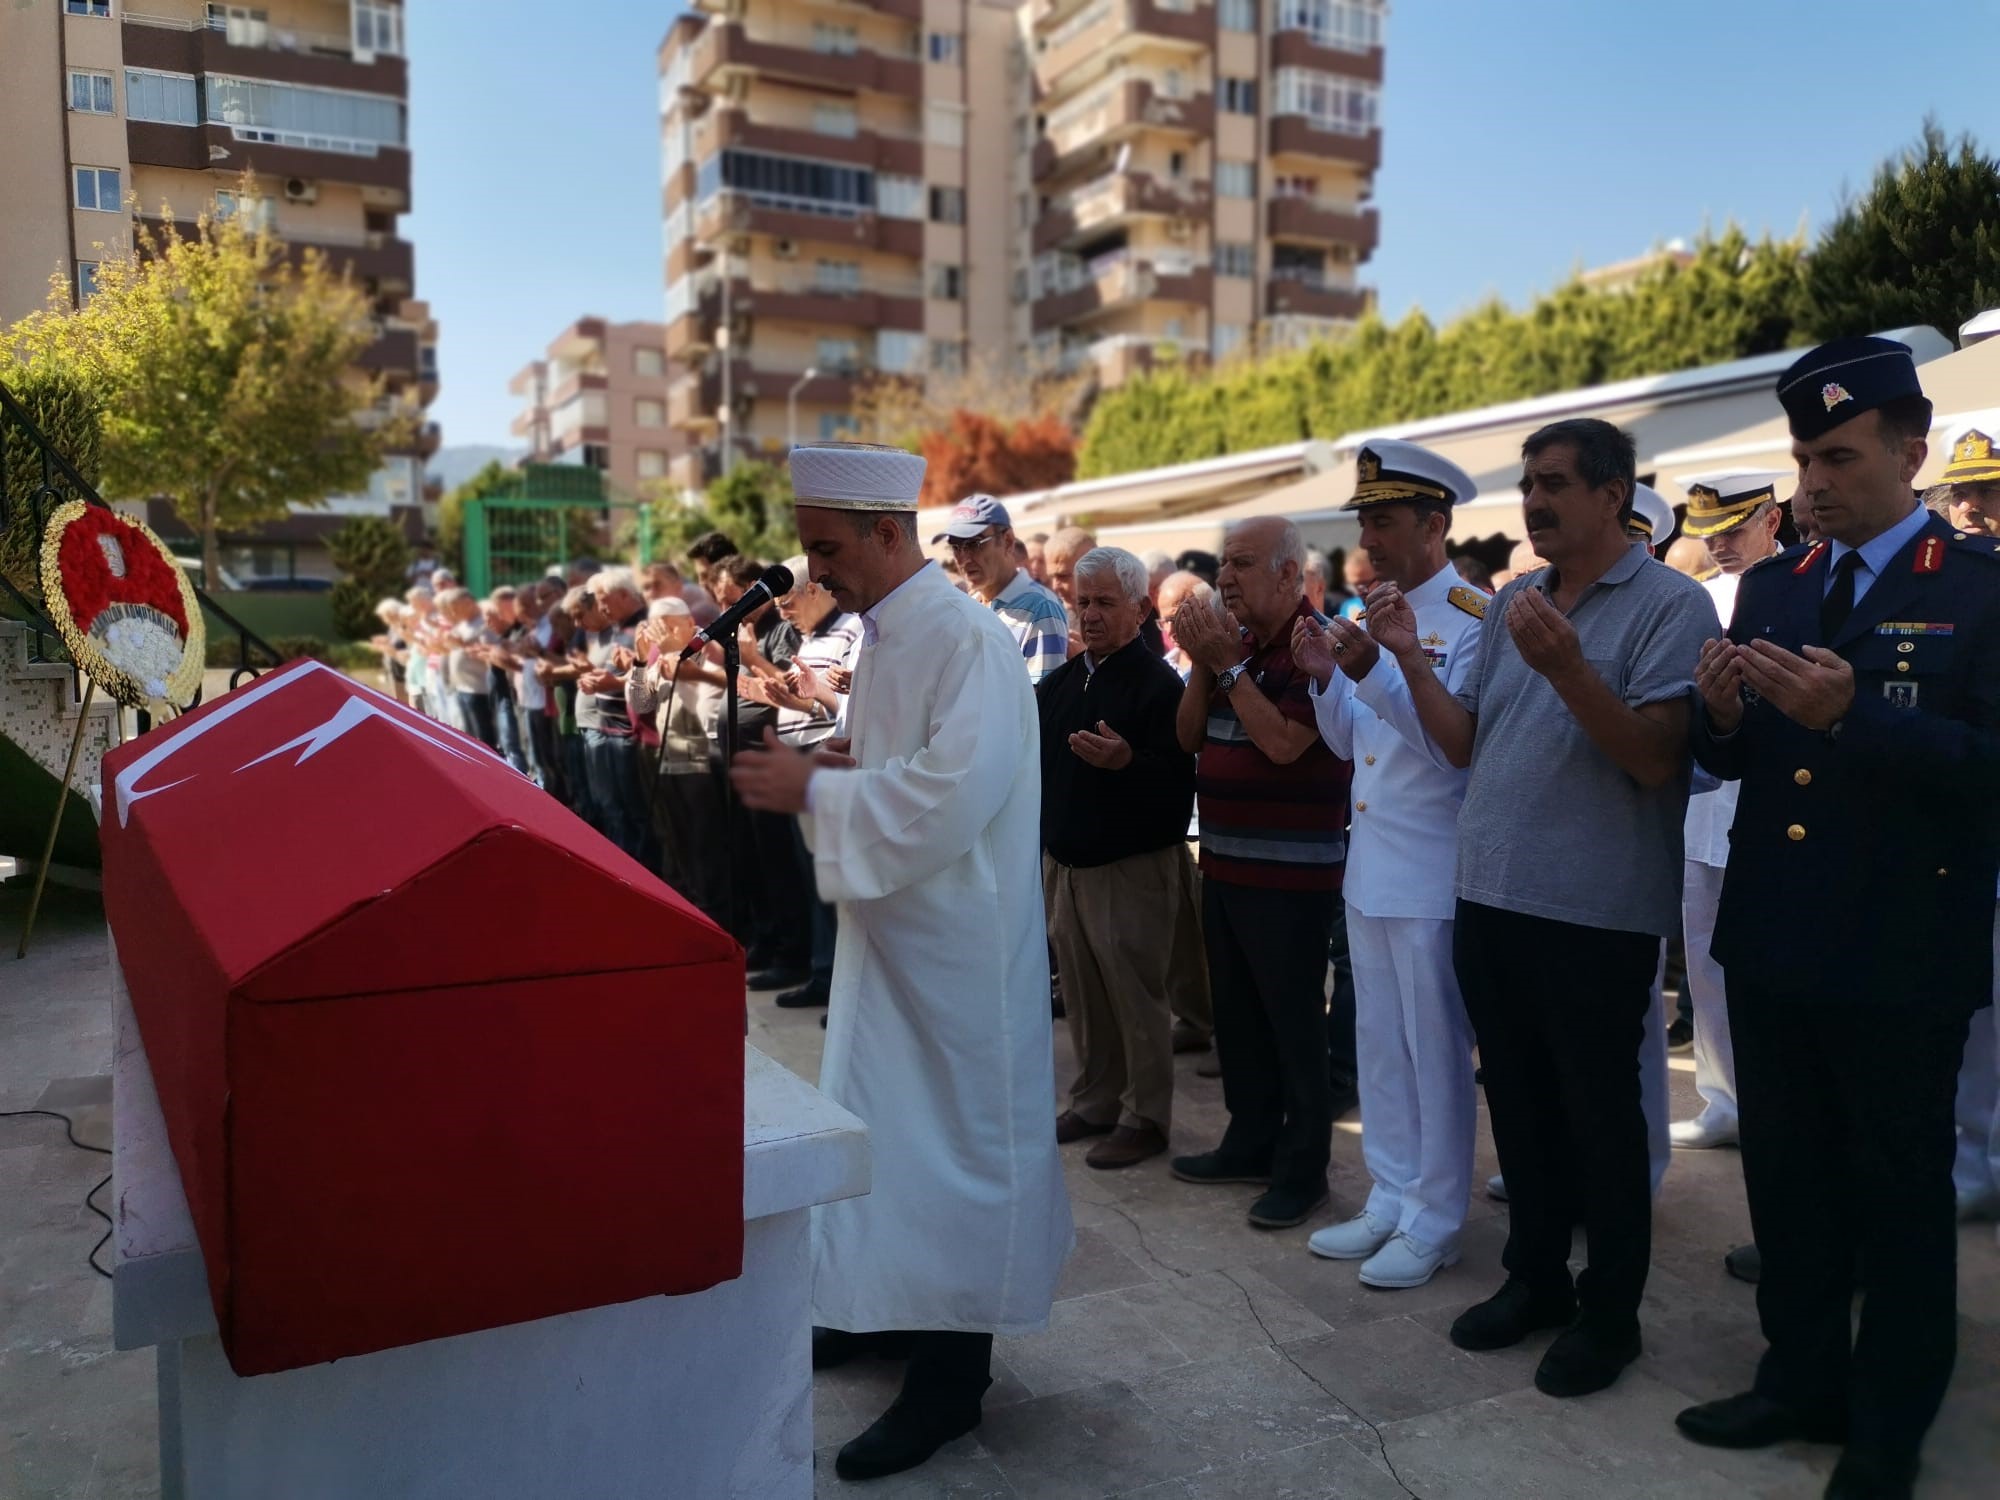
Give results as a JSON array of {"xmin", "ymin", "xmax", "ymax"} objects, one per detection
[{"xmin": 946, "ymin": 531, "xmax": 1003, "ymax": 554}]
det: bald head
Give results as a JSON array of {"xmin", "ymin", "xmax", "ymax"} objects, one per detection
[
  {"xmin": 1044, "ymin": 526, "xmax": 1097, "ymax": 610},
  {"xmin": 1664, "ymin": 536, "xmax": 1712, "ymax": 578},
  {"xmin": 1155, "ymin": 569, "xmax": 1207, "ymax": 624}
]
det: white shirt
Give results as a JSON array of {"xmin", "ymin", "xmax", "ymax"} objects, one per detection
[
  {"xmin": 1306, "ymin": 563, "xmax": 1484, "ymax": 920},
  {"xmin": 1824, "ymin": 501, "xmax": 1932, "ymax": 604},
  {"xmin": 1684, "ymin": 570, "xmax": 1742, "ymax": 868},
  {"xmin": 517, "ymin": 616, "xmax": 553, "ymax": 712},
  {"xmin": 802, "ymin": 563, "xmax": 1072, "ymax": 1334}
]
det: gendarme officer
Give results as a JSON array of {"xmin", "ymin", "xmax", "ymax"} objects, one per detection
[{"xmin": 1677, "ymin": 337, "xmax": 2000, "ymax": 1500}]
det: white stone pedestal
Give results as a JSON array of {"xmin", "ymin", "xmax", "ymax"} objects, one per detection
[{"xmin": 111, "ymin": 972, "xmax": 868, "ymax": 1500}]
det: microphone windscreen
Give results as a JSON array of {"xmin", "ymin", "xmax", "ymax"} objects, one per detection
[{"xmin": 760, "ymin": 564, "xmax": 795, "ymax": 597}]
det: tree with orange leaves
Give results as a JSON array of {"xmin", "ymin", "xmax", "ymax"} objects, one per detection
[{"xmin": 918, "ymin": 409, "xmax": 1077, "ymax": 510}]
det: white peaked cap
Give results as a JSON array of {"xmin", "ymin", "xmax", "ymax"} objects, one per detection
[
  {"xmin": 789, "ymin": 441, "xmax": 927, "ymax": 511},
  {"xmin": 1627, "ymin": 483, "xmax": 1675, "ymax": 547}
]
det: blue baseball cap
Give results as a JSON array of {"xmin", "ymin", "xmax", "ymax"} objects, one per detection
[{"xmin": 931, "ymin": 493, "xmax": 1013, "ymax": 543}]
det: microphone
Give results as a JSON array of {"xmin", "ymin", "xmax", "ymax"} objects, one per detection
[{"xmin": 680, "ymin": 563, "xmax": 794, "ymax": 660}]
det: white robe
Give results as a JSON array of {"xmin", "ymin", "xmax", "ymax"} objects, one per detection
[{"xmin": 804, "ymin": 562, "xmax": 1073, "ymax": 1334}]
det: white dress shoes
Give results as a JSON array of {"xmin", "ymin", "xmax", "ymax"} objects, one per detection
[
  {"xmin": 1669, "ymin": 1114, "xmax": 1739, "ymax": 1150},
  {"xmin": 1359, "ymin": 1231, "xmax": 1460, "ymax": 1289},
  {"xmin": 1306, "ymin": 1210, "xmax": 1396, "ymax": 1261}
]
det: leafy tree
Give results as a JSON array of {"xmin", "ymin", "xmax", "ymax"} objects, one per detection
[
  {"xmin": 326, "ymin": 514, "xmax": 410, "ymax": 639},
  {"xmin": 7, "ymin": 201, "xmax": 394, "ymax": 589},
  {"xmin": 919, "ymin": 410, "xmax": 1076, "ymax": 508},
  {"xmin": 1, "ymin": 366, "xmax": 102, "ymax": 596},
  {"xmin": 646, "ymin": 459, "xmax": 798, "ymax": 564}
]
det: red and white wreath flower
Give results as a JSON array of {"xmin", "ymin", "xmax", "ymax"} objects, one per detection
[{"xmin": 38, "ymin": 501, "xmax": 206, "ymax": 710}]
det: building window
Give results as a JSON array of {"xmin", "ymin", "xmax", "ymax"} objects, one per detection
[
  {"xmin": 206, "ymin": 74, "xmax": 406, "ymax": 154},
  {"xmin": 634, "ymin": 346, "xmax": 664, "ymax": 378},
  {"xmin": 1220, "ymin": 0, "xmax": 1257, "ymax": 31},
  {"xmin": 1221, "ymin": 77, "xmax": 1258, "ymax": 114},
  {"xmin": 635, "ymin": 399, "xmax": 665, "ymax": 429},
  {"xmin": 1215, "ymin": 160, "xmax": 1254, "ymax": 199},
  {"xmin": 929, "ymin": 186, "xmax": 965, "ymax": 225},
  {"xmin": 1213, "ymin": 323, "xmax": 1247, "ymax": 360},
  {"xmin": 581, "ymin": 444, "xmax": 612, "ymax": 471},
  {"xmin": 1272, "ymin": 68, "xmax": 1381, "ymax": 133},
  {"xmin": 816, "ymin": 337, "xmax": 861, "ymax": 373},
  {"xmin": 1277, "ymin": 0, "xmax": 1384, "ymax": 52},
  {"xmin": 207, "ymin": 5, "xmax": 268, "ymax": 46},
  {"xmin": 1274, "ymin": 173, "xmax": 1320, "ymax": 198},
  {"xmin": 1167, "ymin": 149, "xmax": 1188, "ymax": 181},
  {"xmin": 1216, "ymin": 241, "xmax": 1254, "ymax": 278},
  {"xmin": 125, "ymin": 70, "xmax": 200, "ymax": 125},
  {"xmin": 930, "ymin": 264, "xmax": 963, "ymax": 300},
  {"xmin": 75, "ymin": 262, "xmax": 101, "ymax": 304},
  {"xmin": 813, "ymin": 102, "xmax": 858, "ymax": 139},
  {"xmin": 929, "ymin": 339, "xmax": 965, "ymax": 376},
  {"xmin": 69, "ymin": 70, "xmax": 115, "ymax": 114},
  {"xmin": 877, "ymin": 330, "xmax": 925, "ymax": 374},
  {"xmin": 352, "ymin": 0, "xmax": 403, "ymax": 57},
  {"xmin": 66, "ymin": 0, "xmax": 111, "ymax": 16},
  {"xmin": 877, "ymin": 174, "xmax": 924, "ymax": 219},
  {"xmin": 927, "ymin": 33, "xmax": 963, "ymax": 64},
  {"xmin": 814, "ymin": 259, "xmax": 861, "ymax": 293},
  {"xmin": 811, "ymin": 22, "xmax": 859, "ymax": 55},
  {"xmin": 925, "ymin": 101, "xmax": 965, "ymax": 147},
  {"xmin": 213, "ymin": 189, "xmax": 275, "ymax": 229},
  {"xmin": 1160, "ymin": 68, "xmax": 1187, "ymax": 100},
  {"xmin": 636, "ymin": 450, "xmax": 668, "ymax": 480},
  {"xmin": 73, "ymin": 167, "xmax": 121, "ymax": 212}
]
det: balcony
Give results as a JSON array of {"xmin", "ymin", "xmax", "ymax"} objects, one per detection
[
  {"xmin": 693, "ymin": 191, "xmax": 923, "ymax": 259},
  {"xmin": 740, "ymin": 274, "xmax": 925, "ymax": 334},
  {"xmin": 665, "ymin": 276, "xmax": 745, "ymax": 359},
  {"xmin": 694, "ymin": 107, "xmax": 925, "ymax": 179},
  {"xmin": 667, "ymin": 370, "xmax": 711, "ymax": 430},
  {"xmin": 1032, "ymin": 252, "xmax": 1208, "ymax": 332},
  {"xmin": 1036, "ymin": 79, "xmax": 1214, "ymax": 183},
  {"xmin": 1265, "ymin": 197, "xmax": 1379, "ymax": 257},
  {"xmin": 1270, "ymin": 28, "xmax": 1385, "ymax": 83},
  {"xmin": 1033, "ymin": 172, "xmax": 1211, "ymax": 254},
  {"xmin": 122, "ymin": 9, "xmax": 409, "ymax": 97},
  {"xmin": 1265, "ymin": 272, "xmax": 1370, "ymax": 321},
  {"xmin": 1130, "ymin": 0, "xmax": 1217, "ymax": 48},
  {"xmin": 1267, "ymin": 116, "xmax": 1383, "ymax": 171},
  {"xmin": 126, "ymin": 120, "xmax": 413, "ymax": 202},
  {"xmin": 356, "ymin": 326, "xmax": 420, "ymax": 376},
  {"xmin": 688, "ymin": 22, "xmax": 921, "ymax": 99}
]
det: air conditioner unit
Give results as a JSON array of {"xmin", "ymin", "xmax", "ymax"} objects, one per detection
[
  {"xmin": 283, "ymin": 178, "xmax": 318, "ymax": 204},
  {"xmin": 774, "ymin": 238, "xmax": 797, "ymax": 260}
]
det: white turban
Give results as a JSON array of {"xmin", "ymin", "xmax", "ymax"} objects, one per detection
[{"xmin": 789, "ymin": 441, "xmax": 926, "ymax": 511}]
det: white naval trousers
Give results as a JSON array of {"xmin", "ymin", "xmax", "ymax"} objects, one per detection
[
  {"xmin": 1951, "ymin": 907, "xmax": 2000, "ymax": 1204},
  {"xmin": 1642, "ymin": 943, "xmax": 1670, "ymax": 1197},
  {"xmin": 1348, "ymin": 907, "xmax": 1476, "ymax": 1246},
  {"xmin": 1682, "ymin": 860, "xmax": 1738, "ymax": 1134}
]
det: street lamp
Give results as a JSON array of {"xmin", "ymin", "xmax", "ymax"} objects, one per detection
[{"xmin": 787, "ymin": 367, "xmax": 819, "ymax": 455}]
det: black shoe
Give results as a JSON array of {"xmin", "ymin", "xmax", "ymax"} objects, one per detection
[
  {"xmin": 834, "ymin": 1394, "xmax": 985, "ymax": 1481},
  {"xmin": 1824, "ymin": 1449, "xmax": 1918, "ymax": 1500},
  {"xmin": 1534, "ymin": 1319, "xmax": 1641, "ymax": 1398},
  {"xmin": 1724, "ymin": 1243, "xmax": 1762, "ymax": 1284},
  {"xmin": 1247, "ymin": 1184, "xmax": 1329, "ymax": 1229},
  {"xmin": 748, "ymin": 965, "xmax": 811, "ymax": 991},
  {"xmin": 775, "ymin": 979, "xmax": 830, "ymax": 1009},
  {"xmin": 1169, "ymin": 1150, "xmax": 1270, "ymax": 1186},
  {"xmin": 1675, "ymin": 1391, "xmax": 1847, "ymax": 1449},
  {"xmin": 811, "ymin": 1327, "xmax": 915, "ymax": 1370},
  {"xmin": 819, "ymin": 1014, "xmax": 827, "ymax": 1029},
  {"xmin": 1449, "ymin": 1279, "xmax": 1577, "ymax": 1352},
  {"xmin": 1667, "ymin": 1018, "xmax": 1695, "ymax": 1054}
]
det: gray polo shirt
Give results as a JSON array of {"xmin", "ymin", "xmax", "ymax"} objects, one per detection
[{"xmin": 1454, "ymin": 545, "xmax": 1718, "ymax": 936}]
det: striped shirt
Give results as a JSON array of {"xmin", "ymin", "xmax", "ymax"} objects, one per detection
[
  {"xmin": 1195, "ymin": 599, "xmax": 1351, "ymax": 891},
  {"xmin": 988, "ymin": 572, "xmax": 1071, "ymax": 685}
]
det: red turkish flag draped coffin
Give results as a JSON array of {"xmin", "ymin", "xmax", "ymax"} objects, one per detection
[{"xmin": 99, "ymin": 660, "xmax": 744, "ymax": 1375}]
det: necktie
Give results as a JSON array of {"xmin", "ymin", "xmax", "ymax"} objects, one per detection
[{"xmin": 1819, "ymin": 550, "xmax": 1862, "ymax": 641}]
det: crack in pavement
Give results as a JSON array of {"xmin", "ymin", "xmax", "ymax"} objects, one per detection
[{"xmin": 1217, "ymin": 1269, "xmax": 1425, "ymax": 1500}]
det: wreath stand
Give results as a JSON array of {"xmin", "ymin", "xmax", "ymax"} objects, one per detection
[{"xmin": 16, "ymin": 679, "xmax": 96, "ymax": 960}]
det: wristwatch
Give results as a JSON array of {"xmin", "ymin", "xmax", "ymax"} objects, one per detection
[{"xmin": 1216, "ymin": 659, "xmax": 1253, "ymax": 693}]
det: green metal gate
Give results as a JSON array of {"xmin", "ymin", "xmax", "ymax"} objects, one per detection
[{"xmin": 461, "ymin": 464, "xmax": 655, "ymax": 596}]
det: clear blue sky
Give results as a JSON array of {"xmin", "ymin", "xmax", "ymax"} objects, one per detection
[{"xmin": 406, "ymin": 1, "xmax": 1999, "ymax": 450}]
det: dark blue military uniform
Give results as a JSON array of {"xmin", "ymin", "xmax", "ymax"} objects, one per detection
[{"xmin": 1692, "ymin": 512, "xmax": 2000, "ymax": 1477}]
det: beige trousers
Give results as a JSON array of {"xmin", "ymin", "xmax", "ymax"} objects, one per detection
[{"xmin": 1045, "ymin": 846, "xmax": 1185, "ymax": 1132}]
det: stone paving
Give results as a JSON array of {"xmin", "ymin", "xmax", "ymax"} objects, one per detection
[{"xmin": 3, "ymin": 879, "xmax": 1996, "ymax": 1498}]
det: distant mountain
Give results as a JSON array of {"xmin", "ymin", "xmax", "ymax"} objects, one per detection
[{"xmin": 428, "ymin": 445, "xmax": 525, "ymax": 494}]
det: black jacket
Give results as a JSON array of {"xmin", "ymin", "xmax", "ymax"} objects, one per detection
[
  {"xmin": 1036, "ymin": 638, "xmax": 1194, "ymax": 868},
  {"xmin": 1693, "ymin": 512, "xmax": 2000, "ymax": 1008}
]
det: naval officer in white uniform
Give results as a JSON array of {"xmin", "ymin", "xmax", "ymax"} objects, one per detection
[
  {"xmin": 1669, "ymin": 471, "xmax": 1790, "ymax": 1149},
  {"xmin": 1290, "ymin": 440, "xmax": 1487, "ymax": 1288}
]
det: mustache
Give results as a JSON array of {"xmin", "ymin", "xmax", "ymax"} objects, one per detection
[{"xmin": 1524, "ymin": 509, "xmax": 1560, "ymax": 531}]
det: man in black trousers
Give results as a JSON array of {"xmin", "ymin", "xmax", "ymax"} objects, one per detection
[{"xmin": 1679, "ymin": 336, "xmax": 2000, "ymax": 1500}]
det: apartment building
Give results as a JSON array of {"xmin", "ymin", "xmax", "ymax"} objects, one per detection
[
  {"xmin": 0, "ymin": 0, "xmax": 436, "ymax": 579},
  {"xmin": 655, "ymin": 0, "xmax": 1384, "ymax": 483},
  {"xmin": 508, "ymin": 318, "xmax": 684, "ymax": 500}
]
